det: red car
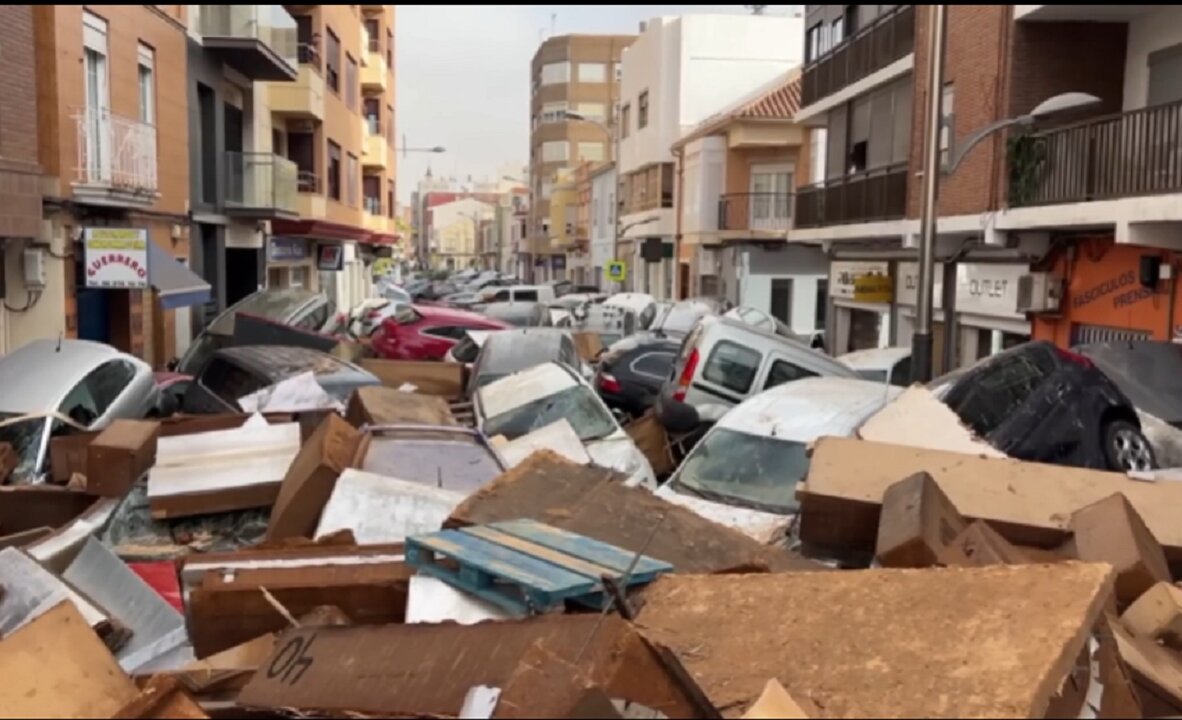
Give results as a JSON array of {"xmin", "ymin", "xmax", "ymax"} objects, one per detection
[{"xmin": 371, "ymin": 304, "xmax": 510, "ymax": 361}]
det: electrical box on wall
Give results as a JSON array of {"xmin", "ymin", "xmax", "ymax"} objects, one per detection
[{"xmin": 22, "ymin": 248, "xmax": 46, "ymax": 290}]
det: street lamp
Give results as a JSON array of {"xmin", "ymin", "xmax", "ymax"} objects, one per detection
[{"xmin": 910, "ymin": 4, "xmax": 1101, "ymax": 383}]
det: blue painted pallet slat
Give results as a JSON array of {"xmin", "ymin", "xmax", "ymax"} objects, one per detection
[
  {"xmin": 405, "ymin": 519, "xmax": 674, "ymax": 617},
  {"xmin": 487, "ymin": 519, "xmax": 673, "ymax": 577}
]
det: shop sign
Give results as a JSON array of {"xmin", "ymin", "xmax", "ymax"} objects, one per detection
[
  {"xmin": 1070, "ymin": 270, "xmax": 1154, "ymax": 312},
  {"xmin": 83, "ymin": 228, "xmax": 148, "ymax": 289},
  {"xmin": 956, "ymin": 264, "xmax": 1027, "ymax": 318},
  {"xmin": 830, "ymin": 261, "xmax": 891, "ymax": 303},
  {"xmin": 317, "ymin": 244, "xmax": 344, "ymax": 271},
  {"xmin": 894, "ymin": 262, "xmax": 944, "ymax": 309},
  {"xmin": 270, "ymin": 238, "xmax": 308, "ymax": 262}
]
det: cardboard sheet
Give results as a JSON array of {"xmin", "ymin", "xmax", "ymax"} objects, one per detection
[
  {"xmin": 798, "ymin": 437, "xmax": 1182, "ymax": 558},
  {"xmin": 360, "ymin": 358, "xmax": 465, "ymax": 397},
  {"xmin": 0, "ymin": 602, "xmax": 138, "ymax": 719},
  {"xmin": 345, "ymin": 386, "xmax": 457, "ymax": 427},
  {"xmin": 314, "ymin": 468, "xmax": 466, "ymax": 544},
  {"xmin": 637, "ymin": 563, "xmax": 1115, "ymax": 718},
  {"xmin": 405, "ymin": 576, "xmax": 513, "ymax": 625},
  {"xmin": 857, "ymin": 385, "xmax": 1005, "ymax": 458},
  {"xmin": 498, "ymin": 419, "xmax": 591, "ymax": 468}
]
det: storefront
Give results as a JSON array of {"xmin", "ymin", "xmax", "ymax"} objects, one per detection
[
  {"xmin": 1032, "ymin": 237, "xmax": 1178, "ymax": 347},
  {"xmin": 828, "ymin": 260, "xmax": 893, "ymax": 354},
  {"xmin": 266, "ymin": 237, "xmax": 316, "ymax": 291},
  {"xmin": 895, "ymin": 261, "xmax": 1030, "ymax": 371}
]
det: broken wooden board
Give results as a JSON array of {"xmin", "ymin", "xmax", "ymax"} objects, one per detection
[
  {"xmin": 237, "ymin": 614, "xmax": 698, "ymax": 718},
  {"xmin": 636, "ymin": 563, "xmax": 1115, "ymax": 718},
  {"xmin": 449, "ymin": 451, "xmax": 819, "ymax": 573},
  {"xmin": 797, "ymin": 437, "xmax": 1182, "ymax": 559},
  {"xmin": 0, "ymin": 602, "xmax": 138, "ymax": 719}
]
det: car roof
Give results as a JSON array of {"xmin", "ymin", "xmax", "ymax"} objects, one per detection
[
  {"xmin": 838, "ymin": 346, "xmax": 912, "ymax": 371},
  {"xmin": 207, "ymin": 288, "xmax": 322, "ymax": 336},
  {"xmin": 479, "ymin": 329, "xmax": 570, "ymax": 373},
  {"xmin": 0, "ymin": 339, "xmax": 136, "ymax": 413},
  {"xmin": 717, "ymin": 376, "xmax": 902, "ymax": 441},
  {"xmin": 477, "ymin": 361, "xmax": 580, "ymax": 418}
]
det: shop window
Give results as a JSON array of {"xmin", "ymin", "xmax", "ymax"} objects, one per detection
[{"xmin": 703, "ymin": 340, "xmax": 760, "ymax": 394}]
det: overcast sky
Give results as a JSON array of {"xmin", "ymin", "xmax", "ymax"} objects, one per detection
[{"xmin": 394, "ymin": 4, "xmax": 800, "ymax": 203}]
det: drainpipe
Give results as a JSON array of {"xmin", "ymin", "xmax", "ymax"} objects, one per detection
[{"xmin": 673, "ymin": 146, "xmax": 686, "ymax": 300}]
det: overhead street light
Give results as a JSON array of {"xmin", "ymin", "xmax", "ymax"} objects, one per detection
[{"xmin": 395, "ymin": 145, "xmax": 446, "ymax": 156}]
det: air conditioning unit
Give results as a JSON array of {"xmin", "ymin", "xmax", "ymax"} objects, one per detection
[{"xmin": 1016, "ymin": 272, "xmax": 1063, "ymax": 313}]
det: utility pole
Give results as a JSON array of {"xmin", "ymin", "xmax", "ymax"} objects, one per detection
[{"xmin": 911, "ymin": 4, "xmax": 947, "ymax": 384}]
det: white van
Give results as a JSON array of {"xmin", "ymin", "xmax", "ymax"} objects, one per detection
[{"xmin": 486, "ymin": 285, "xmax": 557, "ymax": 304}]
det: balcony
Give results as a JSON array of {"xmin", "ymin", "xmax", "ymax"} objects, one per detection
[
  {"xmin": 360, "ymin": 50, "xmax": 388, "ymax": 93},
  {"xmin": 800, "ymin": 5, "xmax": 915, "ymax": 109},
  {"xmin": 296, "ymin": 171, "xmax": 326, "ymax": 219},
  {"xmin": 72, "ymin": 107, "xmax": 158, "ymax": 207},
  {"xmin": 224, "ymin": 152, "xmax": 298, "ymax": 219},
  {"xmin": 794, "ymin": 164, "xmax": 908, "ymax": 228},
  {"xmin": 718, "ymin": 193, "xmax": 794, "ymax": 234},
  {"xmin": 1009, "ymin": 100, "xmax": 1182, "ymax": 208},
  {"xmin": 268, "ymin": 56, "xmax": 325, "ymax": 122},
  {"xmin": 363, "ymin": 122, "xmax": 388, "ymax": 170},
  {"xmin": 198, "ymin": 5, "xmax": 298, "ymax": 81},
  {"xmin": 363, "ymin": 197, "xmax": 388, "ymax": 233},
  {"xmin": 1014, "ymin": 5, "xmax": 1157, "ymax": 22}
]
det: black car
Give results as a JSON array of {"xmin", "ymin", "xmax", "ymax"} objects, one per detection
[
  {"xmin": 595, "ymin": 333, "xmax": 681, "ymax": 419},
  {"xmin": 929, "ymin": 340, "xmax": 1155, "ymax": 472}
]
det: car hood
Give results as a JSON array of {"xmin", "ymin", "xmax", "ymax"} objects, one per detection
[
  {"xmin": 584, "ymin": 436, "xmax": 651, "ymax": 487},
  {"xmin": 654, "ymin": 484, "xmax": 791, "ymax": 544}
]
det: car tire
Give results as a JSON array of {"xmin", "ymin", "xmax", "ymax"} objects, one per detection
[{"xmin": 1102, "ymin": 419, "xmax": 1156, "ymax": 472}]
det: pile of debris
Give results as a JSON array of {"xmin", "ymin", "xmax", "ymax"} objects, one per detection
[{"xmin": 7, "ymin": 380, "xmax": 1182, "ymax": 718}]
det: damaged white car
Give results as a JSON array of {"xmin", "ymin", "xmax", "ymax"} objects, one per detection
[{"xmin": 474, "ymin": 362, "xmax": 657, "ymax": 489}]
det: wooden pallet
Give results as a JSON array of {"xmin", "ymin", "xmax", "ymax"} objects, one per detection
[{"xmin": 404, "ymin": 519, "xmax": 672, "ymax": 616}]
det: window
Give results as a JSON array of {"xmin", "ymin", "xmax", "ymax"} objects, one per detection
[
  {"xmin": 83, "ymin": 12, "xmax": 109, "ymax": 179},
  {"xmin": 577, "ymin": 62, "xmax": 606, "ymax": 83},
  {"xmin": 620, "ymin": 104, "xmax": 631, "ymax": 139},
  {"xmin": 387, "ymin": 183, "xmax": 395, "ymax": 218},
  {"xmin": 576, "ymin": 142, "xmax": 604, "ymax": 162},
  {"xmin": 764, "ymin": 360, "xmax": 818, "ymax": 390},
  {"xmin": 363, "ymin": 175, "xmax": 381, "ymax": 214},
  {"xmin": 540, "ymin": 61, "xmax": 570, "ymax": 85},
  {"xmin": 346, "ymin": 153, "xmax": 359, "ymax": 206},
  {"xmin": 363, "ymin": 97, "xmax": 380, "ymax": 134},
  {"xmin": 325, "ymin": 28, "xmax": 340, "ymax": 93},
  {"xmin": 631, "ymin": 351, "xmax": 675, "ymax": 380},
  {"xmin": 940, "ymin": 82, "xmax": 954, "ymax": 167},
  {"xmin": 541, "ymin": 182, "xmax": 553, "ymax": 199},
  {"xmin": 387, "ymin": 29, "xmax": 393, "ymax": 67},
  {"xmin": 944, "ymin": 348, "xmax": 1055, "ymax": 438},
  {"xmin": 424, "ymin": 326, "xmax": 471, "ymax": 341},
  {"xmin": 831, "ymin": 16, "xmax": 844, "ymax": 46},
  {"xmin": 364, "ymin": 19, "xmax": 380, "ymax": 53},
  {"xmin": 809, "ymin": 128, "xmax": 827, "ymax": 183},
  {"xmin": 703, "ymin": 341, "xmax": 760, "ymax": 394},
  {"xmin": 541, "ymin": 141, "xmax": 569, "ymax": 163},
  {"xmin": 541, "ymin": 102, "xmax": 568, "ymax": 123},
  {"xmin": 137, "ymin": 43, "xmax": 154, "ymax": 125},
  {"xmin": 327, "ymin": 140, "xmax": 342, "ymax": 201},
  {"xmin": 87, "ymin": 360, "xmax": 138, "ymax": 417},
  {"xmin": 815, "ymin": 279, "xmax": 828, "ymax": 330},
  {"xmin": 806, "ymin": 22, "xmax": 823, "ymax": 62},
  {"xmin": 638, "ymin": 91, "xmax": 649, "ymax": 129},
  {"xmin": 345, "ymin": 54, "xmax": 358, "ymax": 110}
]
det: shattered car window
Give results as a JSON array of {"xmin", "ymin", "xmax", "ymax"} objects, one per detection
[
  {"xmin": 0, "ymin": 414, "xmax": 49, "ymax": 483},
  {"xmin": 483, "ymin": 385, "xmax": 616, "ymax": 443},
  {"xmin": 672, "ymin": 428, "xmax": 810, "ymax": 514}
]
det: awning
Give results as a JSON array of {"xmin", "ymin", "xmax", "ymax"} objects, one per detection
[{"xmin": 148, "ymin": 242, "xmax": 211, "ymax": 310}]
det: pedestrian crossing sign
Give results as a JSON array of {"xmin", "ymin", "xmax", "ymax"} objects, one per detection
[{"xmin": 606, "ymin": 261, "xmax": 627, "ymax": 282}]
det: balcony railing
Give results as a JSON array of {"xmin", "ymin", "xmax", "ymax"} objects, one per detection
[
  {"xmin": 718, "ymin": 193, "xmax": 794, "ymax": 232},
  {"xmin": 1009, "ymin": 99, "xmax": 1182, "ymax": 207},
  {"xmin": 795, "ymin": 163, "xmax": 908, "ymax": 228},
  {"xmin": 297, "ymin": 170, "xmax": 321, "ymax": 193},
  {"xmin": 225, "ymin": 152, "xmax": 298, "ymax": 215},
  {"xmin": 365, "ymin": 114, "xmax": 380, "ymax": 135},
  {"xmin": 74, "ymin": 107, "xmax": 157, "ymax": 194},
  {"xmin": 198, "ymin": 5, "xmax": 298, "ymax": 76},
  {"xmin": 801, "ymin": 5, "xmax": 915, "ymax": 108},
  {"xmin": 363, "ymin": 195, "xmax": 382, "ymax": 215},
  {"xmin": 297, "ymin": 41, "xmax": 321, "ymax": 71}
]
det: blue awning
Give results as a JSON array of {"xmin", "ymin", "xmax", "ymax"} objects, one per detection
[{"xmin": 148, "ymin": 241, "xmax": 211, "ymax": 310}]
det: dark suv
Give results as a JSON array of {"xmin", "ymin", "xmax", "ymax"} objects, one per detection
[{"xmin": 928, "ymin": 340, "xmax": 1154, "ymax": 472}]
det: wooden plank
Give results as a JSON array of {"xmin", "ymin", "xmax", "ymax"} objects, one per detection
[
  {"xmin": 407, "ymin": 531, "xmax": 594, "ymax": 594},
  {"xmin": 461, "ymin": 526, "xmax": 622, "ymax": 581},
  {"xmin": 487, "ymin": 520, "xmax": 672, "ymax": 577}
]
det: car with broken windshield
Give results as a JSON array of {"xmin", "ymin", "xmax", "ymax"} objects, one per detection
[{"xmin": 474, "ymin": 362, "xmax": 656, "ymax": 489}]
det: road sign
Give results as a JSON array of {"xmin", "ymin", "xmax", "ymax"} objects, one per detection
[{"xmin": 606, "ymin": 261, "xmax": 627, "ymax": 282}]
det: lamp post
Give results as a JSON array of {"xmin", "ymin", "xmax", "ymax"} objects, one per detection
[
  {"xmin": 910, "ymin": 3, "xmax": 1101, "ymax": 383},
  {"xmin": 395, "ymin": 135, "xmax": 446, "ymax": 159},
  {"xmin": 565, "ymin": 110, "xmax": 625, "ymax": 289}
]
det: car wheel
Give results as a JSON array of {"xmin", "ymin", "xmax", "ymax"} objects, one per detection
[{"xmin": 1103, "ymin": 419, "xmax": 1156, "ymax": 472}]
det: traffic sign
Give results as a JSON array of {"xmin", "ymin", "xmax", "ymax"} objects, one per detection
[{"xmin": 606, "ymin": 261, "xmax": 627, "ymax": 282}]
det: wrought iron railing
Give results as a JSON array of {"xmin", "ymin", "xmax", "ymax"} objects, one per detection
[
  {"xmin": 801, "ymin": 5, "xmax": 916, "ymax": 108},
  {"xmin": 74, "ymin": 107, "xmax": 157, "ymax": 192}
]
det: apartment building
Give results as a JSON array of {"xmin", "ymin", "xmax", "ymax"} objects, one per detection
[
  {"xmin": 185, "ymin": 5, "xmax": 300, "ymax": 349},
  {"xmin": 791, "ymin": 4, "xmax": 1182, "ymax": 365},
  {"xmin": 672, "ymin": 70, "xmax": 828, "ymax": 335},
  {"xmin": 0, "ymin": 7, "xmax": 46, "ymax": 355},
  {"xmin": 617, "ymin": 14, "xmax": 803, "ymax": 299},
  {"xmin": 430, "ymin": 197, "xmax": 494, "ymax": 270},
  {"xmin": 31, "ymin": 5, "xmax": 205, "ymax": 367},
  {"xmin": 589, "ymin": 163, "xmax": 616, "ymax": 290},
  {"xmin": 529, "ymin": 33, "xmax": 634, "ymax": 283},
  {"xmin": 263, "ymin": 5, "xmax": 397, "ymax": 314}
]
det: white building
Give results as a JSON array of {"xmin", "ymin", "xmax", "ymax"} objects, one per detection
[
  {"xmin": 617, "ymin": 13, "xmax": 804, "ymax": 298},
  {"xmin": 589, "ymin": 163, "xmax": 617, "ymax": 290},
  {"xmin": 430, "ymin": 197, "xmax": 495, "ymax": 269}
]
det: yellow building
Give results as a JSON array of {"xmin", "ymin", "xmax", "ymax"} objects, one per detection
[
  {"xmin": 430, "ymin": 197, "xmax": 494, "ymax": 270},
  {"xmin": 547, "ymin": 168, "xmax": 578, "ymax": 281}
]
